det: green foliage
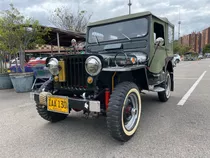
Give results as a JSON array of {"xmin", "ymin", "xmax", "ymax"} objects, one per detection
[
  {"xmin": 173, "ymin": 40, "xmax": 191, "ymax": 55},
  {"xmin": 0, "ymin": 51, "xmax": 8, "ymax": 73},
  {"xmin": 203, "ymin": 44, "xmax": 210, "ymax": 54},
  {"xmin": 0, "ymin": 3, "xmax": 50, "ymax": 72}
]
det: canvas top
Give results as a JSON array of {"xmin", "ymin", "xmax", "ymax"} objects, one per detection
[{"xmin": 88, "ymin": 11, "xmax": 174, "ymax": 27}]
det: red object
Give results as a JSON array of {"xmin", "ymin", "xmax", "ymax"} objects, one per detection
[
  {"xmin": 73, "ymin": 108, "xmax": 81, "ymax": 112},
  {"xmin": 105, "ymin": 88, "xmax": 110, "ymax": 110},
  {"xmin": 26, "ymin": 58, "xmax": 46, "ymax": 67}
]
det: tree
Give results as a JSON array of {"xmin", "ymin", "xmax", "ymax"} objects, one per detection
[
  {"xmin": 0, "ymin": 4, "xmax": 50, "ymax": 72},
  {"xmin": 49, "ymin": 5, "xmax": 92, "ymax": 33},
  {"xmin": 203, "ymin": 44, "xmax": 210, "ymax": 54},
  {"xmin": 173, "ymin": 40, "xmax": 191, "ymax": 55},
  {"xmin": 0, "ymin": 51, "xmax": 8, "ymax": 73},
  {"xmin": 173, "ymin": 40, "xmax": 181, "ymax": 54}
]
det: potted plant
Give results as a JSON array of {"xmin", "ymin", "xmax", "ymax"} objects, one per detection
[
  {"xmin": 0, "ymin": 4, "xmax": 50, "ymax": 93},
  {"xmin": 0, "ymin": 51, "xmax": 13, "ymax": 89}
]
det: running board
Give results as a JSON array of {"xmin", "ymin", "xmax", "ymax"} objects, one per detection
[{"xmin": 149, "ymin": 85, "xmax": 165, "ymax": 92}]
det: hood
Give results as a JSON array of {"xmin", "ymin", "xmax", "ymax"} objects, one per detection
[{"xmin": 98, "ymin": 51, "xmax": 148, "ymax": 67}]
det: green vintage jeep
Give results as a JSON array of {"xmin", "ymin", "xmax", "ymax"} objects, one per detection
[{"xmin": 32, "ymin": 11, "xmax": 175, "ymax": 142}]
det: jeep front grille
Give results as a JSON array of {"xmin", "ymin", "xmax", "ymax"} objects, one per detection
[{"xmin": 61, "ymin": 56, "xmax": 87, "ymax": 90}]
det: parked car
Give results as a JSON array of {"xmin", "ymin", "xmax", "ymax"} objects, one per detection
[
  {"xmin": 10, "ymin": 57, "xmax": 47, "ymax": 73},
  {"xmin": 173, "ymin": 54, "xmax": 181, "ymax": 66},
  {"xmin": 205, "ymin": 53, "xmax": 210, "ymax": 58},
  {"xmin": 184, "ymin": 52, "xmax": 198, "ymax": 61},
  {"xmin": 198, "ymin": 54, "xmax": 203, "ymax": 60},
  {"xmin": 10, "ymin": 57, "xmax": 20, "ymax": 67}
]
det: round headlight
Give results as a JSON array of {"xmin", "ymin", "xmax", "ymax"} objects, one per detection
[
  {"xmin": 47, "ymin": 58, "xmax": 59, "ymax": 75},
  {"xmin": 85, "ymin": 56, "xmax": 102, "ymax": 76}
]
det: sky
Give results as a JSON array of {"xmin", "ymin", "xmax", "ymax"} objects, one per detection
[{"xmin": 0, "ymin": 0, "xmax": 210, "ymax": 39}]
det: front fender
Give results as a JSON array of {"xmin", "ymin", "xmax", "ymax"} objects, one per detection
[{"xmin": 38, "ymin": 78, "xmax": 54, "ymax": 93}]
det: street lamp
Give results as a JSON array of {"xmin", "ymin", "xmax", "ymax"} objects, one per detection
[{"xmin": 128, "ymin": 0, "xmax": 132, "ymax": 14}]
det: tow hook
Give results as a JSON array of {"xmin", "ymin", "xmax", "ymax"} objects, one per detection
[{"xmin": 83, "ymin": 110, "xmax": 90, "ymax": 119}]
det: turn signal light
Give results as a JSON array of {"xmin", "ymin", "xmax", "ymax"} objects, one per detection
[
  {"xmin": 54, "ymin": 76, "xmax": 59, "ymax": 82},
  {"xmin": 87, "ymin": 76, "xmax": 93, "ymax": 84},
  {"xmin": 130, "ymin": 57, "xmax": 136, "ymax": 64}
]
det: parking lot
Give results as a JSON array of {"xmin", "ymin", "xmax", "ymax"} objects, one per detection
[{"xmin": 1, "ymin": 59, "xmax": 210, "ymax": 158}]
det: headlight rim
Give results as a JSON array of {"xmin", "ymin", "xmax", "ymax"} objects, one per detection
[
  {"xmin": 85, "ymin": 56, "xmax": 102, "ymax": 76},
  {"xmin": 47, "ymin": 57, "xmax": 59, "ymax": 75}
]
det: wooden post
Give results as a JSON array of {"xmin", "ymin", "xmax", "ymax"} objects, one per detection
[
  {"xmin": 51, "ymin": 44, "xmax": 53, "ymax": 55},
  {"xmin": 57, "ymin": 32, "xmax": 60, "ymax": 53}
]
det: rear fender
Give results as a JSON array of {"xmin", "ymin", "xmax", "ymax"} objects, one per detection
[{"xmin": 164, "ymin": 57, "xmax": 174, "ymax": 91}]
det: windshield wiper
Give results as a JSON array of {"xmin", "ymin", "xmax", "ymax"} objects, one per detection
[
  {"xmin": 93, "ymin": 35, "xmax": 99, "ymax": 45},
  {"xmin": 121, "ymin": 33, "xmax": 131, "ymax": 41}
]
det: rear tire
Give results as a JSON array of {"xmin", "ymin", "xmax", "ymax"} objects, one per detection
[
  {"xmin": 158, "ymin": 71, "xmax": 171, "ymax": 102},
  {"xmin": 107, "ymin": 82, "xmax": 141, "ymax": 142},
  {"xmin": 36, "ymin": 104, "xmax": 68, "ymax": 123}
]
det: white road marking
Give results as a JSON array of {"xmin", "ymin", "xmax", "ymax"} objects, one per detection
[
  {"xmin": 177, "ymin": 71, "xmax": 207, "ymax": 106},
  {"xmin": 175, "ymin": 78, "xmax": 210, "ymax": 81},
  {"xmin": 175, "ymin": 78, "xmax": 197, "ymax": 80}
]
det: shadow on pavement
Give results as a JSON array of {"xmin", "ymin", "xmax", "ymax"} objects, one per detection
[{"xmin": 37, "ymin": 93, "xmax": 175, "ymax": 145}]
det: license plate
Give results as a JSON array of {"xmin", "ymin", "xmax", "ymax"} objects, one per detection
[{"xmin": 47, "ymin": 96, "xmax": 69, "ymax": 114}]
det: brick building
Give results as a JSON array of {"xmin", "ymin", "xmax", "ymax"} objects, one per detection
[
  {"xmin": 180, "ymin": 27, "xmax": 210, "ymax": 53},
  {"xmin": 181, "ymin": 34, "xmax": 191, "ymax": 47},
  {"xmin": 190, "ymin": 32, "xmax": 197, "ymax": 52},
  {"xmin": 201, "ymin": 27, "xmax": 210, "ymax": 49},
  {"xmin": 196, "ymin": 32, "xmax": 202, "ymax": 53}
]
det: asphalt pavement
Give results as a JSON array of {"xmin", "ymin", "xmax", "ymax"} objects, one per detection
[{"xmin": 0, "ymin": 59, "xmax": 210, "ymax": 158}]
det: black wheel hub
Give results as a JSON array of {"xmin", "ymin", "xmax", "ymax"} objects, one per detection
[
  {"xmin": 124, "ymin": 100, "xmax": 133, "ymax": 123},
  {"xmin": 123, "ymin": 94, "xmax": 138, "ymax": 131}
]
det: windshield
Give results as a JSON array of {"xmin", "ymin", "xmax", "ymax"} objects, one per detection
[{"xmin": 88, "ymin": 18, "xmax": 148, "ymax": 43}]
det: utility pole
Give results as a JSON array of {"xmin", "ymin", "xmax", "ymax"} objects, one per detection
[
  {"xmin": 128, "ymin": 0, "xmax": 132, "ymax": 14},
  {"xmin": 178, "ymin": 7, "xmax": 181, "ymax": 43}
]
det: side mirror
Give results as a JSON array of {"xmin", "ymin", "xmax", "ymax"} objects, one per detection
[
  {"xmin": 155, "ymin": 37, "xmax": 164, "ymax": 46},
  {"xmin": 154, "ymin": 33, "xmax": 156, "ymax": 41}
]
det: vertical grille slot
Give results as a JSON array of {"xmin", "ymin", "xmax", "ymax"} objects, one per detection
[
  {"xmin": 62, "ymin": 56, "xmax": 87, "ymax": 90},
  {"xmin": 81, "ymin": 57, "xmax": 84, "ymax": 86}
]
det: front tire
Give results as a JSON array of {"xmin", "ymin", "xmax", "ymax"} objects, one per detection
[
  {"xmin": 36, "ymin": 104, "xmax": 68, "ymax": 123},
  {"xmin": 36, "ymin": 80, "xmax": 68, "ymax": 123},
  {"xmin": 158, "ymin": 71, "xmax": 171, "ymax": 102},
  {"xmin": 107, "ymin": 82, "xmax": 141, "ymax": 142},
  {"xmin": 176, "ymin": 59, "xmax": 180, "ymax": 63}
]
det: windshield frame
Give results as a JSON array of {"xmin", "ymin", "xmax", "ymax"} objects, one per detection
[{"xmin": 87, "ymin": 17, "xmax": 149, "ymax": 44}]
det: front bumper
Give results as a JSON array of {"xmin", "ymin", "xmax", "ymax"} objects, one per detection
[{"xmin": 31, "ymin": 92, "xmax": 101, "ymax": 113}]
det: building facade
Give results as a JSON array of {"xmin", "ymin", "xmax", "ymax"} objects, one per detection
[
  {"xmin": 190, "ymin": 32, "xmax": 197, "ymax": 52},
  {"xmin": 196, "ymin": 32, "xmax": 202, "ymax": 53},
  {"xmin": 180, "ymin": 27, "xmax": 210, "ymax": 53},
  {"xmin": 201, "ymin": 27, "xmax": 210, "ymax": 49},
  {"xmin": 181, "ymin": 34, "xmax": 191, "ymax": 47}
]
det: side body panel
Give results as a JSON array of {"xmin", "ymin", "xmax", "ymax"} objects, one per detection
[{"xmin": 148, "ymin": 17, "xmax": 174, "ymax": 74}]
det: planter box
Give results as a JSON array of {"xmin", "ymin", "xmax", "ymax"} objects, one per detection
[
  {"xmin": 0, "ymin": 73, "xmax": 13, "ymax": 89},
  {"xmin": 9, "ymin": 72, "xmax": 34, "ymax": 93}
]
